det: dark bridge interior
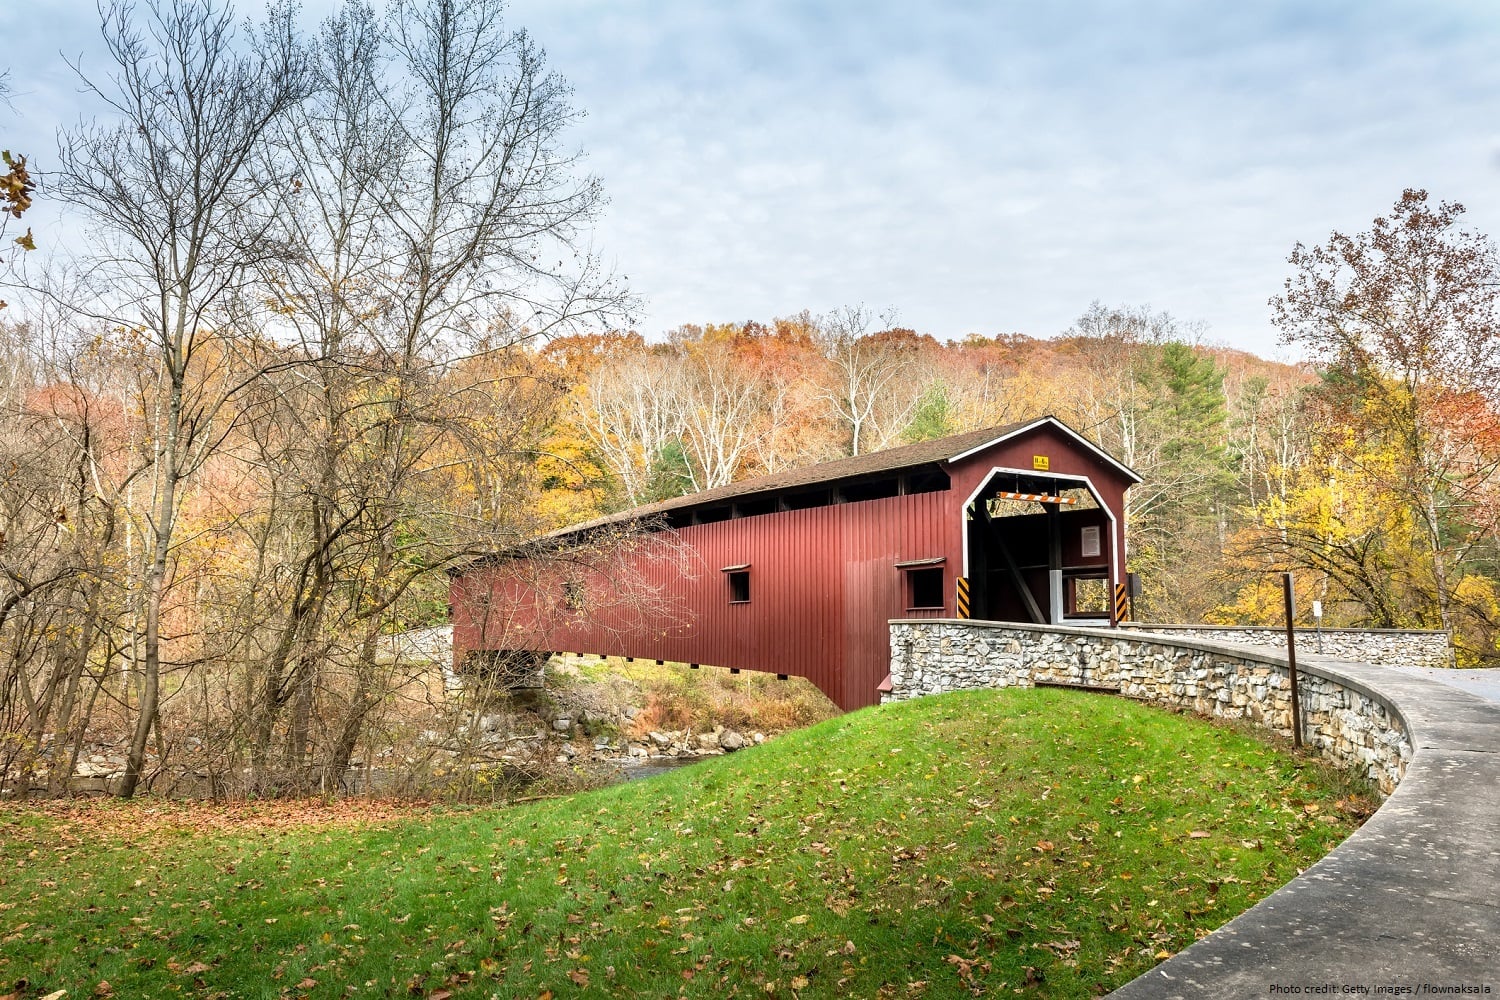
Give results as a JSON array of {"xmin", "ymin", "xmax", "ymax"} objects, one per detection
[{"xmin": 965, "ymin": 472, "xmax": 1113, "ymax": 625}]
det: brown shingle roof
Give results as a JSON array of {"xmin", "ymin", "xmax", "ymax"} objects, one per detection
[
  {"xmin": 453, "ymin": 416, "xmax": 1136, "ymax": 570},
  {"xmin": 591, "ymin": 420, "xmax": 1029, "ymax": 523},
  {"xmin": 544, "ymin": 416, "xmax": 1093, "ymax": 540}
]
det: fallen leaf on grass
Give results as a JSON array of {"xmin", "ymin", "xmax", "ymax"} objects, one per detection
[
  {"xmin": 567, "ymin": 969, "xmax": 590, "ymax": 987},
  {"xmin": 1188, "ymin": 830, "xmax": 1211, "ymax": 839},
  {"xmin": 786, "ymin": 914, "xmax": 810, "ymax": 925}
]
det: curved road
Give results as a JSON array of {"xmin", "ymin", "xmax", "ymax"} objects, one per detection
[
  {"xmin": 1388, "ymin": 663, "xmax": 1500, "ymax": 703},
  {"xmin": 1111, "ymin": 653, "xmax": 1500, "ymax": 997}
]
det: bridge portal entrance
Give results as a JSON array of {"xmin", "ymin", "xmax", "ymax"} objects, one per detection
[{"xmin": 963, "ymin": 468, "xmax": 1118, "ymax": 627}]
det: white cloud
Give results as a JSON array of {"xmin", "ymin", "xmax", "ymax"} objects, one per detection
[{"xmin": 6, "ymin": 0, "xmax": 1500, "ymax": 356}]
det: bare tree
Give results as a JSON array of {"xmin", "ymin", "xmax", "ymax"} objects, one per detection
[
  {"xmin": 0, "ymin": 318, "xmax": 141, "ymax": 797},
  {"xmin": 1067, "ymin": 303, "xmax": 1201, "ymax": 553},
  {"xmin": 814, "ymin": 305, "xmax": 930, "ymax": 456},
  {"xmin": 576, "ymin": 350, "xmax": 686, "ymax": 507},
  {"xmin": 378, "ymin": 0, "xmax": 627, "ymax": 353},
  {"xmin": 1069, "ymin": 302, "xmax": 1177, "ymax": 469},
  {"xmin": 227, "ymin": 0, "xmax": 631, "ymax": 793},
  {"xmin": 673, "ymin": 334, "xmax": 766, "ymax": 490},
  {"xmin": 52, "ymin": 0, "xmax": 310, "ymax": 797}
]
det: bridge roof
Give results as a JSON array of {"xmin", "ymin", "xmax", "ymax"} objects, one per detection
[{"xmin": 541, "ymin": 415, "xmax": 1139, "ymax": 541}]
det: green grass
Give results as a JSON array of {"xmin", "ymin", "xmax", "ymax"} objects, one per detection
[{"xmin": 0, "ymin": 688, "xmax": 1371, "ymax": 999}]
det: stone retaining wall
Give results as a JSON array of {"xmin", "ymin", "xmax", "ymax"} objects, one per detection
[
  {"xmin": 886, "ymin": 620, "xmax": 1411, "ymax": 794},
  {"xmin": 1118, "ymin": 622, "xmax": 1452, "ymax": 668}
]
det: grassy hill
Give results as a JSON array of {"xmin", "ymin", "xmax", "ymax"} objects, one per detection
[{"xmin": 0, "ymin": 688, "xmax": 1370, "ymax": 999}]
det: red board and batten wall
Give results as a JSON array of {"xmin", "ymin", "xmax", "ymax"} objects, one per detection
[{"xmin": 450, "ymin": 418, "xmax": 1137, "ymax": 711}]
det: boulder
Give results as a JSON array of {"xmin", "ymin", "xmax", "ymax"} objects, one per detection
[{"xmin": 719, "ymin": 730, "xmax": 747, "ymax": 752}]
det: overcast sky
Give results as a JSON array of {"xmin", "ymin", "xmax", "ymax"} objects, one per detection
[{"xmin": 4, "ymin": 0, "xmax": 1499, "ymax": 358}]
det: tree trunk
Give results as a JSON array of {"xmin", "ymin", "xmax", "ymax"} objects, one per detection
[
  {"xmin": 321, "ymin": 629, "xmax": 387, "ymax": 803},
  {"xmin": 287, "ymin": 652, "xmax": 316, "ymax": 792},
  {"xmin": 117, "ymin": 550, "xmax": 166, "ymax": 798},
  {"xmin": 118, "ymin": 377, "xmax": 182, "ymax": 799},
  {"xmin": 45, "ymin": 590, "xmax": 99, "ymax": 796},
  {"xmin": 1424, "ymin": 491, "xmax": 1453, "ymax": 631}
]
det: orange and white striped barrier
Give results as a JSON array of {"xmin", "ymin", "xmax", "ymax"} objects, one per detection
[{"xmin": 992, "ymin": 491, "xmax": 1077, "ymax": 505}]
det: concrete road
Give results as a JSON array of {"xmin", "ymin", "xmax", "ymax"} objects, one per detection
[
  {"xmin": 1111, "ymin": 659, "xmax": 1500, "ymax": 997},
  {"xmin": 1387, "ymin": 663, "xmax": 1500, "ymax": 704}
]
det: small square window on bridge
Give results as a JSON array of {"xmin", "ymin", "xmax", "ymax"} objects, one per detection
[
  {"xmin": 905, "ymin": 567, "xmax": 944, "ymax": 610},
  {"xmin": 723, "ymin": 564, "xmax": 751, "ymax": 603},
  {"xmin": 728, "ymin": 570, "xmax": 751, "ymax": 603}
]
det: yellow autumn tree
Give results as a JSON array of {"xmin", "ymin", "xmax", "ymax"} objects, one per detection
[{"xmin": 1219, "ymin": 432, "xmax": 1446, "ymax": 629}]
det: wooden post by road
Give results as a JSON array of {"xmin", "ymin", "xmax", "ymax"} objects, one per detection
[{"xmin": 1282, "ymin": 572, "xmax": 1303, "ymax": 749}]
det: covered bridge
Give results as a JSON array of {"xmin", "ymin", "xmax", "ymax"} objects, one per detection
[{"xmin": 449, "ymin": 416, "xmax": 1140, "ymax": 710}]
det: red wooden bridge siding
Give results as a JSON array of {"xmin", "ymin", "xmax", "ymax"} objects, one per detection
[{"xmin": 450, "ymin": 417, "xmax": 1137, "ymax": 711}]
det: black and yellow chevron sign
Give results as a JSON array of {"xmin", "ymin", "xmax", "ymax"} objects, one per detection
[
  {"xmin": 1114, "ymin": 581, "xmax": 1128, "ymax": 622},
  {"xmin": 956, "ymin": 576, "xmax": 971, "ymax": 618}
]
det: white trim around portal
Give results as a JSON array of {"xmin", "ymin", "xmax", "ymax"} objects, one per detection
[
  {"xmin": 959, "ymin": 467, "xmax": 1122, "ymax": 622},
  {"xmin": 945, "ymin": 416, "xmax": 1142, "ymax": 484}
]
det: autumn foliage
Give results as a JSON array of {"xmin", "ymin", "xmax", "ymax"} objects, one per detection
[
  {"xmin": 7, "ymin": 15, "xmax": 1500, "ymax": 814},
  {"xmin": 12, "ymin": 227, "xmax": 1500, "ymax": 800}
]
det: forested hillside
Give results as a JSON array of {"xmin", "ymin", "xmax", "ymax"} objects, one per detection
[
  {"xmin": 535, "ymin": 303, "xmax": 1299, "ymax": 625},
  {"xmin": 9, "ymin": 252, "xmax": 1500, "ymax": 797},
  {"xmin": 3, "ymin": 0, "xmax": 1497, "ymax": 801}
]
